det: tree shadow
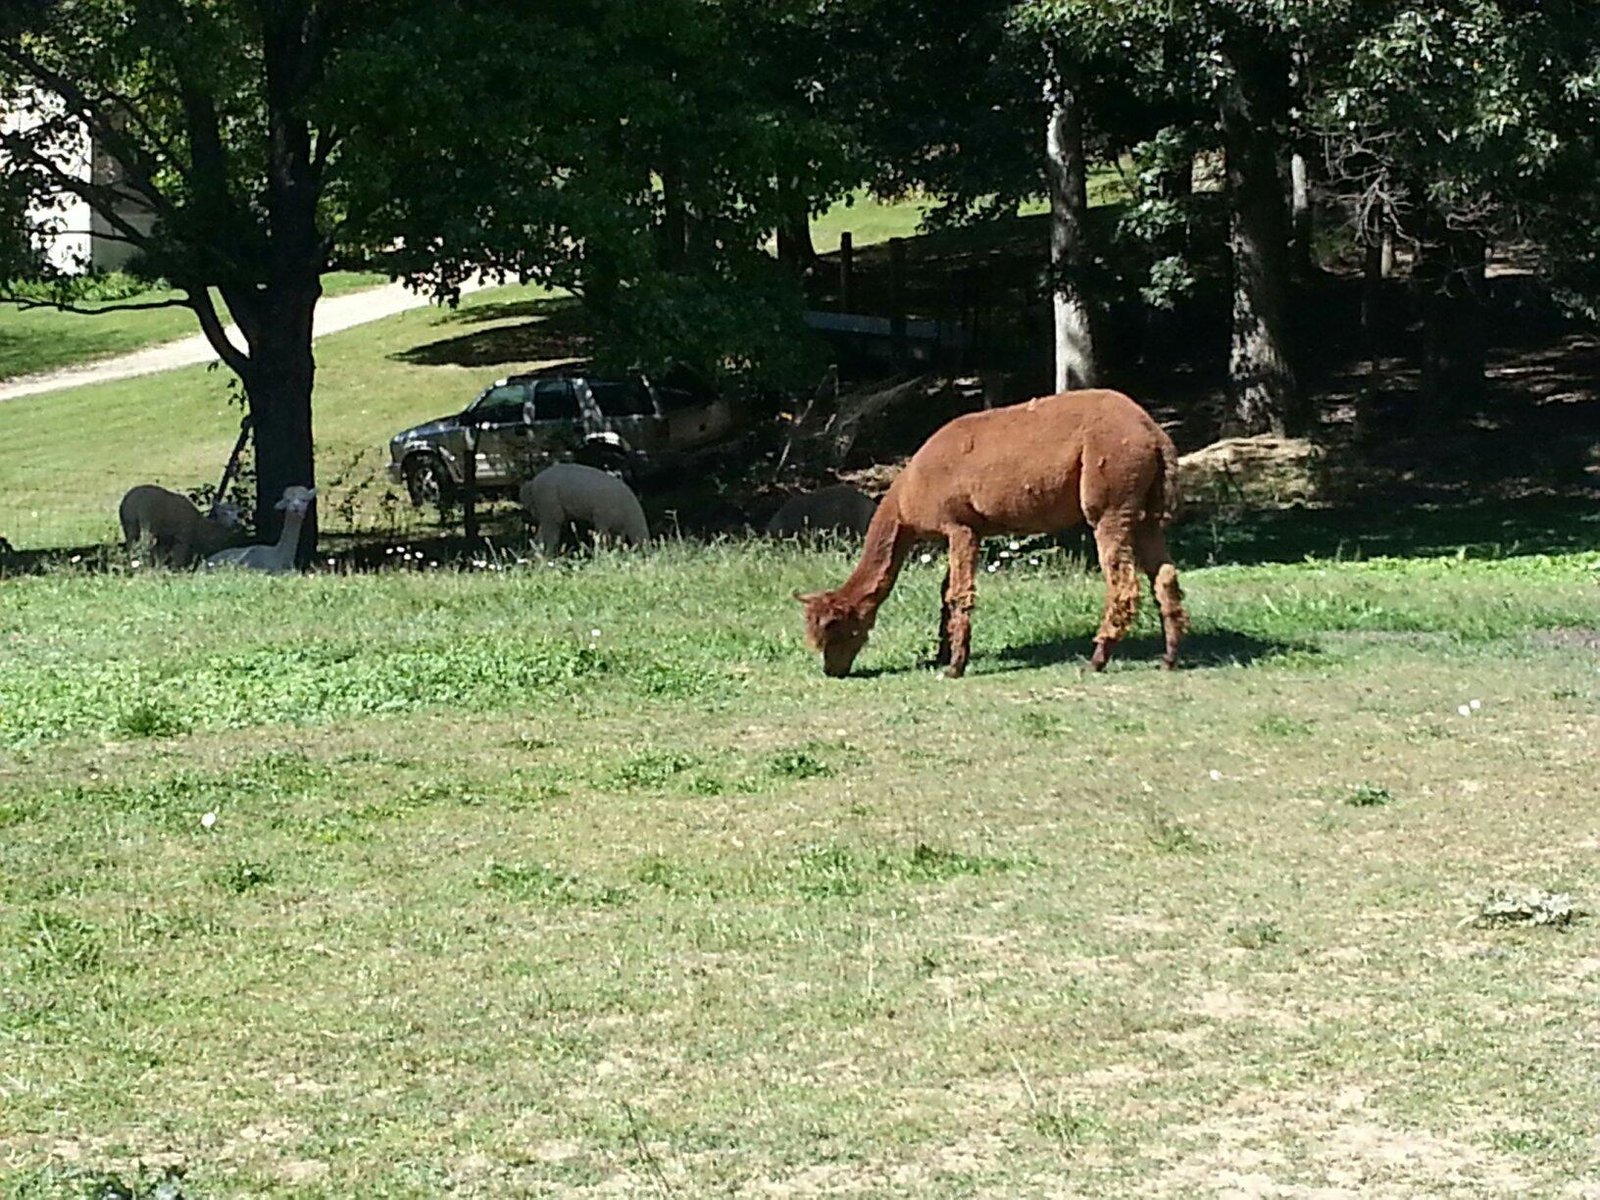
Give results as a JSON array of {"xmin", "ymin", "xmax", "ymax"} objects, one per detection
[
  {"xmin": 391, "ymin": 297, "xmax": 592, "ymax": 368},
  {"xmin": 0, "ymin": 543, "xmax": 119, "ymax": 576},
  {"xmin": 1173, "ymin": 493, "xmax": 1600, "ymax": 567}
]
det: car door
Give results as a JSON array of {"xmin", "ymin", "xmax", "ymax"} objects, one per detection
[
  {"xmin": 465, "ymin": 381, "xmax": 532, "ymax": 485},
  {"xmin": 524, "ymin": 379, "xmax": 585, "ymax": 476},
  {"xmin": 583, "ymin": 377, "xmax": 667, "ymax": 452}
]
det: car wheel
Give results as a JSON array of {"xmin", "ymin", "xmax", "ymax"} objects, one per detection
[{"xmin": 403, "ymin": 454, "xmax": 454, "ymax": 508}]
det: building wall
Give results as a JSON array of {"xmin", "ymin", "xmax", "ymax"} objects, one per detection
[{"xmin": 2, "ymin": 90, "xmax": 151, "ymax": 274}]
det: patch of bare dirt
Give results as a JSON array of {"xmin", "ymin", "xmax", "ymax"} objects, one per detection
[
  {"xmin": 1534, "ymin": 628, "xmax": 1600, "ymax": 653},
  {"xmin": 1150, "ymin": 1090, "xmax": 1534, "ymax": 1199}
]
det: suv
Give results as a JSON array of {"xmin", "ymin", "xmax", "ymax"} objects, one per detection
[{"xmin": 387, "ymin": 370, "xmax": 735, "ymax": 505}]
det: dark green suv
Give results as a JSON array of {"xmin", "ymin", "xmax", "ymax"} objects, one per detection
[{"xmin": 386, "ymin": 372, "xmax": 735, "ymax": 505}]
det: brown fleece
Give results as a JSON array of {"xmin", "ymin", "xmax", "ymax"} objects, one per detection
[{"xmin": 797, "ymin": 388, "xmax": 1187, "ymax": 678}]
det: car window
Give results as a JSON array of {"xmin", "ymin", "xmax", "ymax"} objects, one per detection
[
  {"xmin": 532, "ymin": 379, "xmax": 580, "ymax": 421},
  {"xmin": 588, "ymin": 379, "xmax": 655, "ymax": 417},
  {"xmin": 468, "ymin": 383, "xmax": 528, "ymax": 424}
]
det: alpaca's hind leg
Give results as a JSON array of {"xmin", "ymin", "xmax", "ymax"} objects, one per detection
[
  {"xmin": 1090, "ymin": 520, "xmax": 1140, "ymax": 671},
  {"xmin": 941, "ymin": 527, "xmax": 979, "ymax": 679},
  {"xmin": 1135, "ymin": 525, "xmax": 1187, "ymax": 669}
]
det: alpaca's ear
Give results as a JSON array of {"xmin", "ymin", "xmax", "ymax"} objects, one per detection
[{"xmin": 793, "ymin": 590, "xmax": 810, "ymax": 603}]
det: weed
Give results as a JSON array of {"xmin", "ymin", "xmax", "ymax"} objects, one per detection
[
  {"xmin": 213, "ymin": 859, "xmax": 275, "ymax": 894},
  {"xmin": 1259, "ymin": 713, "xmax": 1314, "ymax": 737},
  {"xmin": 20, "ymin": 910, "xmax": 102, "ymax": 975},
  {"xmin": 767, "ymin": 749, "xmax": 834, "ymax": 780},
  {"xmin": 482, "ymin": 862, "xmax": 631, "ymax": 907},
  {"xmin": 610, "ymin": 750, "xmax": 703, "ymax": 791},
  {"xmin": 1228, "ymin": 920, "xmax": 1284, "ymax": 949},
  {"xmin": 1031, "ymin": 1105, "xmax": 1104, "ymax": 1150},
  {"xmin": 1346, "ymin": 782, "xmax": 1395, "ymax": 807},
  {"xmin": 112, "ymin": 700, "xmax": 188, "ymax": 740},
  {"xmin": 1143, "ymin": 809, "xmax": 1210, "ymax": 854},
  {"xmin": 795, "ymin": 845, "xmax": 867, "ymax": 899},
  {"xmin": 1019, "ymin": 710, "xmax": 1066, "ymax": 739}
]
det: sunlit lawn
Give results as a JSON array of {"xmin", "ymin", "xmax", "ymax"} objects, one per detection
[{"xmin": 1, "ymin": 546, "xmax": 1597, "ymax": 1196}]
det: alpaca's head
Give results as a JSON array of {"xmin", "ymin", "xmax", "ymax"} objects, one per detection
[
  {"xmin": 211, "ymin": 501, "xmax": 244, "ymax": 529},
  {"xmin": 796, "ymin": 590, "xmax": 872, "ymax": 678},
  {"xmin": 276, "ymin": 486, "xmax": 317, "ymax": 515}
]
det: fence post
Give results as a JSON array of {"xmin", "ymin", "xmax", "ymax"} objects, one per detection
[
  {"xmin": 461, "ymin": 425, "xmax": 480, "ymax": 544},
  {"xmin": 889, "ymin": 236, "xmax": 906, "ymax": 367},
  {"xmin": 839, "ymin": 231, "xmax": 854, "ymax": 311}
]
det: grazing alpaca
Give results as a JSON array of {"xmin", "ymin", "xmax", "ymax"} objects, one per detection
[
  {"xmin": 766, "ymin": 484, "xmax": 877, "ymax": 538},
  {"xmin": 796, "ymin": 389, "xmax": 1185, "ymax": 678},
  {"xmin": 119, "ymin": 484, "xmax": 243, "ymax": 568},
  {"xmin": 203, "ymin": 486, "xmax": 316, "ymax": 573},
  {"xmin": 520, "ymin": 462, "xmax": 649, "ymax": 557}
]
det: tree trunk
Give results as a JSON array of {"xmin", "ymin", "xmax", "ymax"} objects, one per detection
[
  {"xmin": 1044, "ymin": 47, "xmax": 1097, "ymax": 391},
  {"xmin": 1416, "ymin": 210, "xmax": 1487, "ymax": 425},
  {"xmin": 1220, "ymin": 38, "xmax": 1304, "ymax": 436},
  {"xmin": 1290, "ymin": 150, "xmax": 1315, "ymax": 279},
  {"xmin": 244, "ymin": 278, "xmax": 320, "ymax": 562},
  {"xmin": 658, "ymin": 162, "xmax": 687, "ymax": 271},
  {"xmin": 775, "ymin": 179, "xmax": 816, "ymax": 273}
]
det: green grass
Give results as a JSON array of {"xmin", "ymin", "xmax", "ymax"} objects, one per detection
[
  {"xmin": 806, "ymin": 173, "xmax": 1129, "ymax": 255},
  {"xmin": 1, "ymin": 546, "xmax": 1597, "ymax": 1196},
  {"xmin": 0, "ymin": 271, "xmax": 390, "ymax": 382}
]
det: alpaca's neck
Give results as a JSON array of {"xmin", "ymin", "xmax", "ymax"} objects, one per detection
[
  {"xmin": 833, "ymin": 491, "xmax": 914, "ymax": 617},
  {"xmin": 275, "ymin": 509, "xmax": 307, "ymax": 556}
]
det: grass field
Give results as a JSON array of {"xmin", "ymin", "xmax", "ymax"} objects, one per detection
[
  {"xmin": 0, "ymin": 273, "xmax": 391, "ymax": 383},
  {"xmin": 2, "ymin": 545, "xmax": 1598, "ymax": 1197}
]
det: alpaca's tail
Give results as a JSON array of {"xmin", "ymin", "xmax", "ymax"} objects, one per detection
[{"xmin": 1147, "ymin": 431, "xmax": 1183, "ymax": 527}]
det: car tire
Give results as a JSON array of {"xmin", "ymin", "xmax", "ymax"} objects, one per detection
[{"xmin": 403, "ymin": 454, "xmax": 455, "ymax": 508}]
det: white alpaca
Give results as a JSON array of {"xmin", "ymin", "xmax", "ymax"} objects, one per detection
[
  {"xmin": 119, "ymin": 484, "xmax": 243, "ymax": 568},
  {"xmin": 204, "ymin": 486, "xmax": 316, "ymax": 573},
  {"xmin": 765, "ymin": 484, "xmax": 877, "ymax": 538},
  {"xmin": 519, "ymin": 463, "xmax": 649, "ymax": 557}
]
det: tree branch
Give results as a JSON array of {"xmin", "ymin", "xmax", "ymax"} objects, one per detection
[
  {"xmin": 0, "ymin": 131, "xmax": 156, "ymax": 249},
  {"xmin": 187, "ymin": 286, "xmax": 253, "ymax": 379},
  {"xmin": 0, "ymin": 294, "xmax": 192, "ymax": 315},
  {"xmin": 0, "ymin": 43, "xmax": 187, "ymax": 226}
]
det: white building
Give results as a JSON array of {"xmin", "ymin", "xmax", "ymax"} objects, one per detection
[{"xmin": 2, "ymin": 90, "xmax": 155, "ymax": 274}]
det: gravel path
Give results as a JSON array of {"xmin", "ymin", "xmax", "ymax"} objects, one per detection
[{"xmin": 0, "ymin": 277, "xmax": 487, "ymax": 403}]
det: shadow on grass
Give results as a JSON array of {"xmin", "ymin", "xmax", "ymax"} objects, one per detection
[
  {"xmin": 992, "ymin": 629, "xmax": 1311, "ymax": 671},
  {"xmin": 392, "ymin": 296, "xmax": 591, "ymax": 368},
  {"xmin": 843, "ymin": 630, "xmax": 1309, "ymax": 681}
]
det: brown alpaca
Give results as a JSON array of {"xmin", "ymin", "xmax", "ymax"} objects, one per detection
[{"xmin": 796, "ymin": 388, "xmax": 1186, "ymax": 678}]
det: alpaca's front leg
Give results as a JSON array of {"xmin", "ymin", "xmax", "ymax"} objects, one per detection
[
  {"xmin": 935, "ymin": 567, "xmax": 953, "ymax": 667},
  {"xmin": 941, "ymin": 527, "xmax": 978, "ymax": 678}
]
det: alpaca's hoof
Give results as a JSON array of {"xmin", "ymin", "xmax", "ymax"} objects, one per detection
[
  {"xmin": 943, "ymin": 664, "xmax": 966, "ymax": 680},
  {"xmin": 1161, "ymin": 656, "xmax": 1178, "ymax": 671}
]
